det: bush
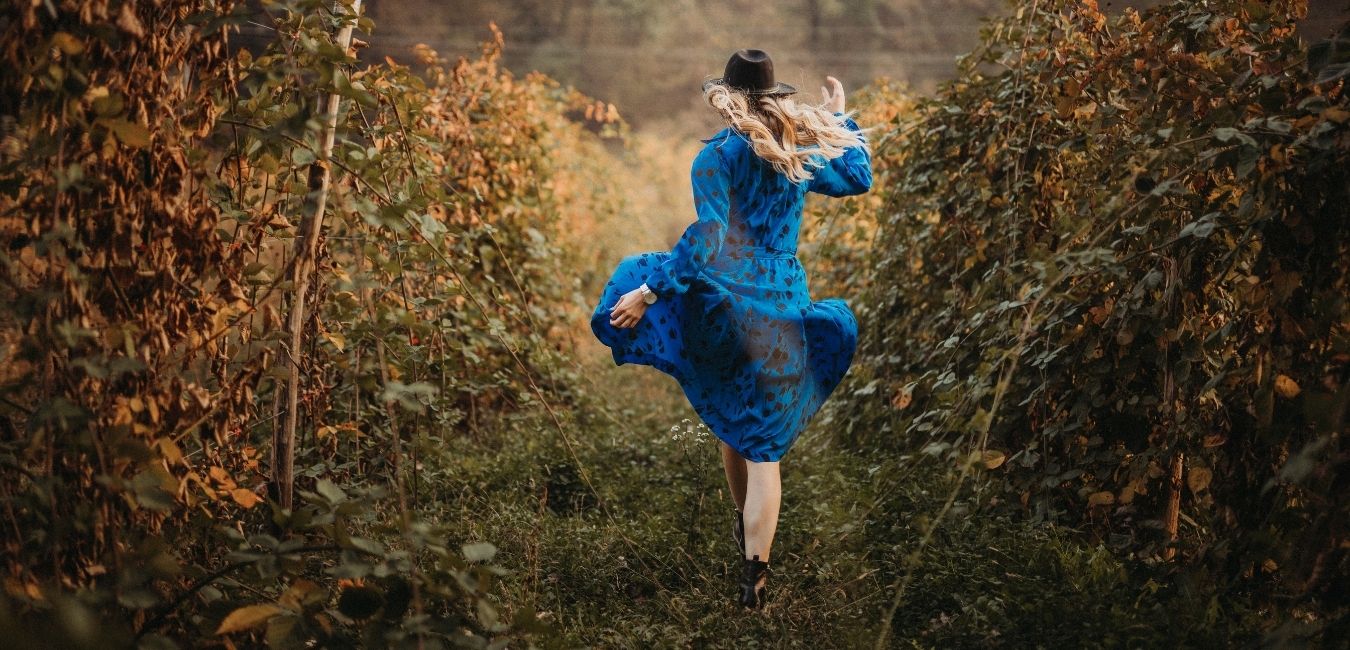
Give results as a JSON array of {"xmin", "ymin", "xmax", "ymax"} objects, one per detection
[
  {"xmin": 0, "ymin": 1, "xmax": 629, "ymax": 645},
  {"xmin": 830, "ymin": 0, "xmax": 1348, "ymax": 644}
]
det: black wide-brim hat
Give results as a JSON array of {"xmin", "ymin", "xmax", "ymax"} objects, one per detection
[{"xmin": 704, "ymin": 49, "xmax": 797, "ymax": 96}]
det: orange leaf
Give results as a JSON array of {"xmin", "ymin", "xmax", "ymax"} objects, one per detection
[
  {"xmin": 1088, "ymin": 491, "xmax": 1115, "ymax": 507},
  {"xmin": 230, "ymin": 488, "xmax": 261, "ymax": 509},
  {"xmin": 1274, "ymin": 375, "xmax": 1300, "ymax": 399},
  {"xmin": 891, "ymin": 386, "xmax": 913, "ymax": 410},
  {"xmin": 216, "ymin": 604, "xmax": 282, "ymax": 635},
  {"xmin": 1187, "ymin": 467, "xmax": 1212, "ymax": 494}
]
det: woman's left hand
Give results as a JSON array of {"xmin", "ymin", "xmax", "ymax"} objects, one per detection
[
  {"xmin": 609, "ymin": 288, "xmax": 649, "ymax": 328},
  {"xmin": 821, "ymin": 75, "xmax": 846, "ymax": 113}
]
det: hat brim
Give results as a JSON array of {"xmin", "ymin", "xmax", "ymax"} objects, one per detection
[{"xmin": 703, "ymin": 78, "xmax": 797, "ymax": 96}]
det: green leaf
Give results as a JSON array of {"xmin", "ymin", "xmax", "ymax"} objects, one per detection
[
  {"xmin": 265, "ymin": 614, "xmax": 299, "ymax": 648},
  {"xmin": 1279, "ymin": 437, "xmax": 1330, "ymax": 485},
  {"xmin": 462, "ymin": 541, "xmax": 497, "ymax": 563},
  {"xmin": 91, "ymin": 92, "xmax": 125, "ymax": 117},
  {"xmin": 117, "ymin": 587, "xmax": 160, "ymax": 609},
  {"xmin": 1179, "ymin": 213, "xmax": 1218, "ymax": 239},
  {"xmin": 102, "ymin": 118, "xmax": 151, "ymax": 148},
  {"xmin": 131, "ymin": 468, "xmax": 176, "ymax": 511},
  {"xmin": 477, "ymin": 598, "xmax": 499, "ymax": 628},
  {"xmin": 346, "ymin": 536, "xmax": 384, "ymax": 556},
  {"xmin": 314, "ymin": 478, "xmax": 346, "ymax": 504},
  {"xmin": 1315, "ymin": 62, "xmax": 1350, "ymax": 85}
]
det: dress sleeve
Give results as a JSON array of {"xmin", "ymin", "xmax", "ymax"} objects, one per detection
[
  {"xmin": 806, "ymin": 113, "xmax": 872, "ymax": 197},
  {"xmin": 643, "ymin": 145, "xmax": 731, "ymax": 297}
]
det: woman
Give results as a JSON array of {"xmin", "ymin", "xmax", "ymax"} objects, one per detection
[{"xmin": 590, "ymin": 49, "xmax": 871, "ymax": 609}]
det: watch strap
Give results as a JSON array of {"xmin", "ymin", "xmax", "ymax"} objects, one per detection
[{"xmin": 639, "ymin": 283, "xmax": 658, "ymax": 304}]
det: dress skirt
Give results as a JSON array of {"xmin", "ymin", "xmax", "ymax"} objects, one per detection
[{"xmin": 590, "ymin": 246, "xmax": 857, "ymax": 462}]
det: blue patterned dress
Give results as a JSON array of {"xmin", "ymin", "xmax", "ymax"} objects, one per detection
[{"xmin": 590, "ymin": 114, "xmax": 872, "ymax": 462}]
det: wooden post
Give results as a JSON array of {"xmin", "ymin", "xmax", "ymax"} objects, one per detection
[
  {"xmin": 1164, "ymin": 451, "xmax": 1184, "ymax": 560},
  {"xmin": 1161, "ymin": 257, "xmax": 1183, "ymax": 561},
  {"xmin": 273, "ymin": 0, "xmax": 364, "ymax": 510}
]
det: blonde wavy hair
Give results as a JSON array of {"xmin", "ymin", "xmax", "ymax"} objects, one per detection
[{"xmin": 703, "ymin": 82, "xmax": 867, "ymax": 183}]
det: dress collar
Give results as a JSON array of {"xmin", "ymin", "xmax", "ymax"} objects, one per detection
[{"xmin": 700, "ymin": 126, "xmax": 737, "ymax": 144}]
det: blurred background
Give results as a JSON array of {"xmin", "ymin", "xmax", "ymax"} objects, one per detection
[
  {"xmin": 228, "ymin": 0, "xmax": 1347, "ymax": 249},
  {"xmin": 230, "ymin": 0, "xmax": 1350, "ymax": 262},
  {"xmin": 346, "ymin": 0, "xmax": 1350, "ymax": 134}
]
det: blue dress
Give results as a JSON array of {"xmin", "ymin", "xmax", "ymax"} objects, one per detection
[{"xmin": 590, "ymin": 115, "xmax": 872, "ymax": 462}]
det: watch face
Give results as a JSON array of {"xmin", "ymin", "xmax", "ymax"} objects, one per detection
[{"xmin": 643, "ymin": 291, "xmax": 657, "ymax": 305}]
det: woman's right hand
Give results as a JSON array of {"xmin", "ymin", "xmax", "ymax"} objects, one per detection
[
  {"xmin": 608, "ymin": 287, "xmax": 649, "ymax": 329},
  {"xmin": 821, "ymin": 75, "xmax": 846, "ymax": 113}
]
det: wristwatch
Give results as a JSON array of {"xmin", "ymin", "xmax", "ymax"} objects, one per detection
[{"xmin": 638, "ymin": 283, "xmax": 658, "ymax": 305}]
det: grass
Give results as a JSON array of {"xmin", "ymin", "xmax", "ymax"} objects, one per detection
[
  {"xmin": 397, "ymin": 336, "xmax": 1265, "ymax": 649},
  {"xmin": 417, "ymin": 348, "xmax": 887, "ymax": 648}
]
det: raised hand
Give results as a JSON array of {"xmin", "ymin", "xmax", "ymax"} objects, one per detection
[{"xmin": 821, "ymin": 75, "xmax": 846, "ymax": 113}]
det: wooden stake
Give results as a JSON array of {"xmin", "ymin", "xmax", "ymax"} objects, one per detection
[
  {"xmin": 1164, "ymin": 451, "xmax": 1184, "ymax": 560},
  {"xmin": 273, "ymin": 0, "xmax": 364, "ymax": 510}
]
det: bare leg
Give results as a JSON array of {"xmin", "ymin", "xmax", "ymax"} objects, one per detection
[
  {"xmin": 742, "ymin": 460, "xmax": 781, "ymax": 561},
  {"xmin": 720, "ymin": 441, "xmax": 748, "ymax": 512}
]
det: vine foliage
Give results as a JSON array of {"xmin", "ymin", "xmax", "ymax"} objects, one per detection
[
  {"xmin": 0, "ymin": 0, "xmax": 623, "ymax": 645},
  {"xmin": 833, "ymin": 0, "xmax": 1348, "ymax": 640}
]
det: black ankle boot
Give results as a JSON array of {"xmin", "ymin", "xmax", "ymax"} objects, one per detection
[
  {"xmin": 738, "ymin": 554, "xmax": 770, "ymax": 609},
  {"xmin": 732, "ymin": 509, "xmax": 745, "ymax": 557}
]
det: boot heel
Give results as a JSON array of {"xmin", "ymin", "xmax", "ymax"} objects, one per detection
[{"xmin": 738, "ymin": 554, "xmax": 770, "ymax": 609}]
